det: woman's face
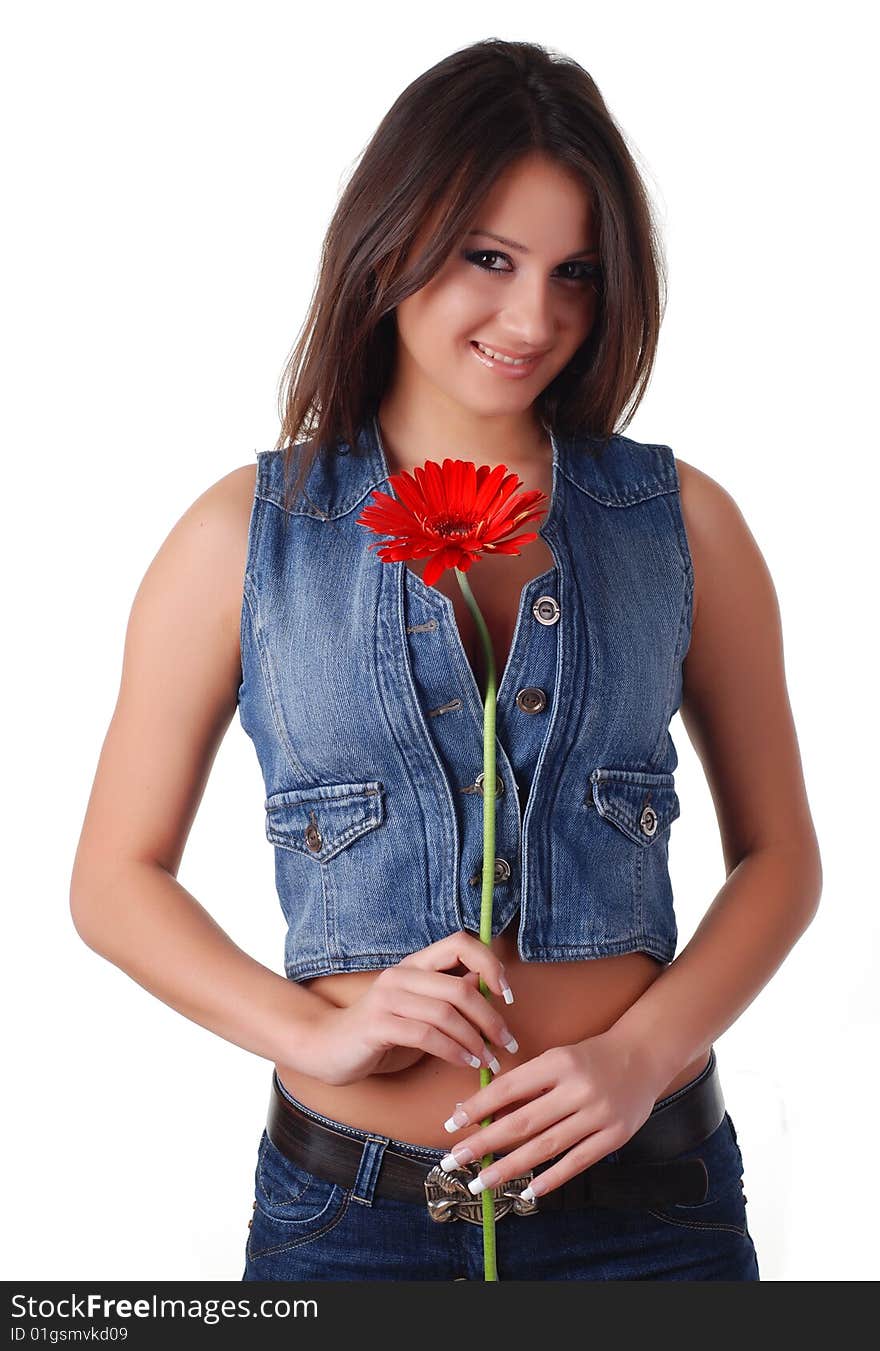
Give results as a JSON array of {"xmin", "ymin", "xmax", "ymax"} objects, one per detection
[{"xmin": 391, "ymin": 152, "xmax": 601, "ymax": 421}]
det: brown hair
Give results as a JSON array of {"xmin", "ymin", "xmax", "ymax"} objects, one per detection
[{"xmin": 273, "ymin": 37, "xmax": 667, "ymax": 514}]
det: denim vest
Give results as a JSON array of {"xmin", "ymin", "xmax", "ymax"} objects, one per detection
[{"xmin": 237, "ymin": 414, "xmax": 693, "ymax": 981}]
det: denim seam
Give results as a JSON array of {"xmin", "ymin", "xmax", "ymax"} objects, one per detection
[
  {"xmin": 635, "ymin": 837, "xmax": 645, "ymax": 938},
  {"xmin": 281, "ymin": 932, "xmax": 678, "ymax": 980},
  {"xmin": 646, "ymin": 1207, "xmax": 747, "ymax": 1236},
  {"xmin": 258, "ymin": 1137, "xmax": 321, "ymax": 1211},
  {"xmin": 382, "ymin": 561, "xmax": 460, "ymax": 935},
  {"xmin": 249, "ymin": 1189, "xmax": 354, "ymax": 1258},
  {"xmin": 265, "ymin": 815, "xmax": 382, "ymax": 856},
  {"xmin": 661, "ymin": 469, "xmax": 696, "ymax": 587},
  {"xmin": 239, "ymin": 467, "xmax": 264, "ymax": 686},
  {"xmin": 521, "ymin": 532, "xmax": 571, "ymax": 949},
  {"xmin": 655, "ymin": 576, "xmax": 692, "ymax": 771},
  {"xmin": 244, "ymin": 503, "xmax": 308, "ymax": 783},
  {"xmin": 416, "ymin": 596, "xmax": 479, "ymax": 916},
  {"xmin": 558, "ymin": 471, "xmax": 677, "ymax": 508},
  {"xmin": 255, "ymin": 444, "xmax": 679, "ymax": 515},
  {"xmin": 242, "ymin": 505, "xmax": 308, "ymax": 784},
  {"xmin": 350, "ymin": 1136, "xmax": 390, "ymax": 1205}
]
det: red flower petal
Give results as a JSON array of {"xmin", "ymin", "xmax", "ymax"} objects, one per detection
[{"xmin": 355, "ymin": 457, "xmax": 550, "ymax": 585}]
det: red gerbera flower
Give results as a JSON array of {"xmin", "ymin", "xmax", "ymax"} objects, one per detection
[{"xmin": 356, "ymin": 458, "xmax": 549, "ymax": 586}]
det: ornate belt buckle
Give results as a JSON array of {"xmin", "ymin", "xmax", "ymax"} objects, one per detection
[{"xmin": 424, "ymin": 1161, "xmax": 539, "ymax": 1224}]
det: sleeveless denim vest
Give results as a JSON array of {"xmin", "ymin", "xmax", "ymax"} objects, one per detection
[{"xmin": 237, "ymin": 414, "xmax": 694, "ymax": 981}]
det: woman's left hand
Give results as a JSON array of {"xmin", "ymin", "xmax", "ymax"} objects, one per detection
[{"xmin": 439, "ymin": 1029, "xmax": 665, "ymax": 1198}]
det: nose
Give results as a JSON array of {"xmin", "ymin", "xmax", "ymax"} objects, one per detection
[{"xmin": 498, "ymin": 274, "xmax": 556, "ymax": 350}]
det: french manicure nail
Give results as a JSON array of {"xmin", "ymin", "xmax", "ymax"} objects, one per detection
[
  {"xmin": 500, "ymin": 976, "xmax": 515, "ymax": 1005},
  {"xmin": 443, "ymin": 1104, "xmax": 469, "ymax": 1132},
  {"xmin": 480, "ymin": 1043, "xmax": 502, "ymax": 1073},
  {"xmin": 440, "ymin": 1142, "xmax": 475, "ymax": 1171},
  {"xmin": 468, "ymin": 1168, "xmax": 498, "ymax": 1195},
  {"xmin": 461, "ymin": 1051, "xmax": 482, "ymax": 1069}
]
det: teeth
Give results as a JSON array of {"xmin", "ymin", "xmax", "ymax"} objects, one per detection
[{"xmin": 475, "ymin": 341, "xmax": 534, "ymax": 366}]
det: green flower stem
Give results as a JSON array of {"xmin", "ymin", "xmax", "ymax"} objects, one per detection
[{"xmin": 454, "ymin": 567, "xmax": 499, "ymax": 1283}]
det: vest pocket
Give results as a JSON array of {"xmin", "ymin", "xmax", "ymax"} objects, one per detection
[
  {"xmin": 264, "ymin": 781, "xmax": 384, "ymax": 861},
  {"xmin": 588, "ymin": 768, "xmax": 680, "ymax": 844}
]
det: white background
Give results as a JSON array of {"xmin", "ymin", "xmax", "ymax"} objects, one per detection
[{"xmin": 3, "ymin": 0, "xmax": 876, "ymax": 1282}]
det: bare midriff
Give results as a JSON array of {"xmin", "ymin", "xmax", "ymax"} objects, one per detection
[{"xmin": 275, "ymin": 932, "xmax": 711, "ymax": 1148}]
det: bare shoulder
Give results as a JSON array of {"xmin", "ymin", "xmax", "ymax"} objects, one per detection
[
  {"xmin": 674, "ymin": 454, "xmax": 729, "ymax": 511},
  {"xmin": 198, "ymin": 460, "xmax": 258, "ymax": 541},
  {"xmin": 673, "ymin": 455, "xmax": 821, "ymax": 882},
  {"xmin": 210, "ymin": 461, "xmax": 258, "ymax": 585},
  {"xmin": 69, "ymin": 462, "xmax": 259, "ymax": 888},
  {"xmin": 152, "ymin": 461, "xmax": 258, "ymax": 636},
  {"xmin": 674, "ymin": 453, "xmax": 777, "ymax": 665},
  {"xmin": 216, "ymin": 460, "xmax": 259, "ymax": 508},
  {"xmin": 674, "ymin": 456, "xmax": 760, "ymax": 627}
]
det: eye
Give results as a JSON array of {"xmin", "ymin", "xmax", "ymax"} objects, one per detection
[
  {"xmin": 464, "ymin": 249, "xmax": 511, "ymax": 274},
  {"xmin": 463, "ymin": 250, "xmax": 602, "ymax": 286},
  {"xmin": 558, "ymin": 261, "xmax": 603, "ymax": 286}
]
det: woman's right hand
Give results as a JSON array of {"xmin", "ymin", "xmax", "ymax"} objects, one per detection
[{"xmin": 305, "ymin": 931, "xmax": 517, "ymax": 1086}]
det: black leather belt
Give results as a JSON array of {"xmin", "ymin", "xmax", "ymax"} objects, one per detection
[{"xmin": 266, "ymin": 1047, "xmax": 725, "ymax": 1225}]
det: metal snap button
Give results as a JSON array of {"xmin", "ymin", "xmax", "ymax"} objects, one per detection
[
  {"xmin": 474, "ymin": 772, "xmax": 505, "ymax": 797},
  {"xmin": 305, "ymin": 811, "xmax": 323, "ymax": 852},
  {"xmin": 532, "ymin": 595, "xmax": 560, "ymax": 625},
  {"xmin": 515, "ymin": 687, "xmax": 547, "ymax": 714},
  {"xmin": 468, "ymin": 858, "xmax": 512, "ymax": 886},
  {"xmin": 639, "ymin": 804, "xmax": 658, "ymax": 837}
]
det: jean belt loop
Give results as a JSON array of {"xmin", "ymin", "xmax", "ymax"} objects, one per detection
[{"xmin": 350, "ymin": 1137, "xmax": 390, "ymax": 1207}]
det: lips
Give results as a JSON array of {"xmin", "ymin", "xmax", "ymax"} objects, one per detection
[
  {"xmin": 471, "ymin": 340, "xmax": 544, "ymax": 363},
  {"xmin": 469, "ymin": 340, "xmax": 544, "ymax": 378}
]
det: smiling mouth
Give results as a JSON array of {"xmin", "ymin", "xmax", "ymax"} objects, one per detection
[
  {"xmin": 469, "ymin": 340, "xmax": 545, "ymax": 368},
  {"xmin": 470, "ymin": 343, "xmax": 546, "ymax": 375}
]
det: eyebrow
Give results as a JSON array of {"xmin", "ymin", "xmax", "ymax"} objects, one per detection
[{"xmin": 466, "ymin": 229, "xmax": 599, "ymax": 260}]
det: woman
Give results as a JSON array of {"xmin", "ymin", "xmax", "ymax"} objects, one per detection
[{"xmin": 69, "ymin": 39, "xmax": 821, "ymax": 1281}]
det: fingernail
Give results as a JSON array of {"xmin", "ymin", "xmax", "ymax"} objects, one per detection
[
  {"xmin": 461, "ymin": 1051, "xmax": 482, "ymax": 1069},
  {"xmin": 500, "ymin": 975, "xmax": 515, "ymax": 1005},
  {"xmin": 468, "ymin": 1168, "xmax": 498, "ymax": 1195},
  {"xmin": 480, "ymin": 1042, "xmax": 502, "ymax": 1072},
  {"xmin": 500, "ymin": 1030, "xmax": 518, "ymax": 1053},
  {"xmin": 440, "ymin": 1143, "xmax": 475, "ymax": 1171},
  {"xmin": 519, "ymin": 1183, "xmax": 537, "ymax": 1202},
  {"xmin": 443, "ymin": 1104, "xmax": 469, "ymax": 1132}
]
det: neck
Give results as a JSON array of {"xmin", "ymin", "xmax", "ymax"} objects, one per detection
[{"xmin": 375, "ymin": 393, "xmax": 551, "ymax": 475}]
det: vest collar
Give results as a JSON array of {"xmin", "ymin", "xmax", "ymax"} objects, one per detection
[{"xmin": 266, "ymin": 412, "xmax": 678, "ymax": 519}]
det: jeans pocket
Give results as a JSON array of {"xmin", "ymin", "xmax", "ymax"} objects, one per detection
[
  {"xmin": 248, "ymin": 1129, "xmax": 352, "ymax": 1259},
  {"xmin": 646, "ymin": 1112, "xmax": 749, "ymax": 1236}
]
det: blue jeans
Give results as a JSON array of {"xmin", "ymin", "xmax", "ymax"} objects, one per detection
[{"xmin": 241, "ymin": 1072, "xmax": 761, "ymax": 1281}]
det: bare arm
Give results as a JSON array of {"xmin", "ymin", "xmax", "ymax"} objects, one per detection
[
  {"xmin": 607, "ymin": 458, "xmax": 823, "ymax": 1085},
  {"xmin": 69, "ymin": 464, "xmax": 332, "ymax": 1075}
]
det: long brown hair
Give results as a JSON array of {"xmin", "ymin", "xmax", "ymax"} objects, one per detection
[{"xmin": 273, "ymin": 37, "xmax": 667, "ymax": 514}]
